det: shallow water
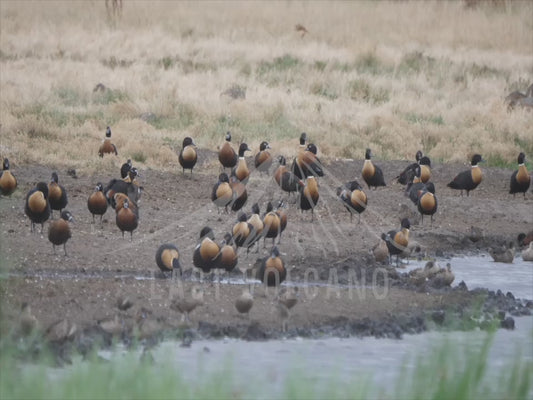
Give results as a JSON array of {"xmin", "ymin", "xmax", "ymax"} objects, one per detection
[
  {"xmin": 404, "ymin": 255, "xmax": 533, "ymax": 300},
  {"xmin": 93, "ymin": 315, "xmax": 533, "ymax": 398}
]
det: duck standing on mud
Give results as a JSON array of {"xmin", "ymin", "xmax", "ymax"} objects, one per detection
[
  {"xmin": 0, "ymin": 158, "xmax": 17, "ymax": 196},
  {"xmin": 447, "ymin": 154, "xmax": 484, "ymax": 196},
  {"xmin": 382, "ymin": 218, "xmax": 410, "ymax": 267},
  {"xmin": 509, "ymin": 152, "xmax": 530, "ymax": 198}
]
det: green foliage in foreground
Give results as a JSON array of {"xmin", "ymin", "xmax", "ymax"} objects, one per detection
[{"xmin": 0, "ymin": 331, "xmax": 531, "ymax": 400}]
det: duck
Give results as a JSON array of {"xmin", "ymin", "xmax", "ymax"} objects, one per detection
[
  {"xmin": 336, "ymin": 180, "xmax": 367, "ymax": 223},
  {"xmin": 155, "ymin": 243, "xmax": 182, "ymax": 277},
  {"xmin": 416, "ymin": 182, "xmax": 438, "ymax": 225},
  {"xmin": 291, "ymin": 132, "xmax": 308, "ymax": 180},
  {"xmin": 178, "ymin": 136, "xmax": 198, "ymax": 176},
  {"xmin": 231, "ymin": 143, "xmax": 252, "ymax": 184},
  {"xmin": 235, "ymin": 288, "xmax": 254, "ymax": 319},
  {"xmin": 211, "ymin": 172, "xmax": 234, "ymax": 213},
  {"xmin": 521, "ymin": 242, "xmax": 533, "ymax": 262},
  {"xmin": 87, "ymin": 182, "xmax": 108, "ymax": 223},
  {"xmin": 229, "ymin": 175, "xmax": 248, "ymax": 212},
  {"xmin": 362, "ymin": 148, "xmax": 386, "ymax": 189},
  {"xmin": 48, "ymin": 172, "xmax": 68, "ymax": 217},
  {"xmin": 112, "ymin": 192, "xmax": 139, "ymax": 216},
  {"xmin": 25, "ymin": 182, "xmax": 51, "ymax": 233},
  {"xmin": 104, "ymin": 172, "xmax": 142, "ymax": 206},
  {"xmin": 293, "ymin": 143, "xmax": 324, "ymax": 179},
  {"xmin": 257, "ymin": 246, "xmax": 286, "ymax": 286},
  {"xmin": 417, "ymin": 156, "xmax": 432, "ymax": 184},
  {"xmin": 263, "ymin": 201, "xmax": 282, "ymax": 246},
  {"xmin": 273, "ymin": 200, "xmax": 288, "ymax": 244},
  {"xmin": 246, "ymin": 203, "xmax": 264, "ymax": 251},
  {"xmin": 276, "ymin": 287, "xmax": 298, "ymax": 332},
  {"xmin": 0, "ymin": 158, "xmax": 17, "ymax": 196},
  {"xmin": 254, "ymin": 141, "xmax": 273, "ymax": 175},
  {"xmin": 396, "ymin": 150, "xmax": 423, "ymax": 185},
  {"xmin": 98, "ymin": 126, "xmax": 118, "ymax": 157},
  {"xmin": 274, "ymin": 156, "xmax": 302, "ymax": 197},
  {"xmin": 489, "ymin": 242, "xmax": 514, "ymax": 264},
  {"xmin": 381, "ymin": 218, "xmax": 411, "ymax": 266},
  {"xmin": 134, "ymin": 308, "xmax": 162, "ymax": 341},
  {"xmin": 405, "ymin": 165, "xmax": 426, "ymax": 204},
  {"xmin": 116, "ymin": 198, "xmax": 138, "ymax": 240},
  {"xmin": 517, "ymin": 231, "xmax": 533, "ymax": 248},
  {"xmin": 18, "ymin": 302, "xmax": 39, "ymax": 336},
  {"xmin": 116, "ymin": 296, "xmax": 134, "ymax": 312},
  {"xmin": 232, "ymin": 212, "xmax": 258, "ymax": 252},
  {"xmin": 170, "ymin": 287, "xmax": 204, "ymax": 323},
  {"xmin": 122, "ymin": 166, "xmax": 140, "ymax": 184},
  {"xmin": 371, "ymin": 239, "xmax": 389, "ymax": 263},
  {"xmin": 218, "ymin": 131, "xmax": 238, "ymax": 171},
  {"xmin": 298, "ymin": 175, "xmax": 319, "ymax": 220},
  {"xmin": 509, "ymin": 152, "xmax": 530, "ymax": 198},
  {"xmin": 45, "ymin": 318, "xmax": 77, "ymax": 344},
  {"xmin": 433, "ymin": 263, "xmax": 455, "ymax": 287},
  {"xmin": 97, "ymin": 314, "xmax": 123, "ymax": 338},
  {"xmin": 447, "ymin": 154, "xmax": 484, "ymax": 196},
  {"xmin": 192, "ymin": 226, "xmax": 221, "ymax": 273},
  {"xmin": 48, "ymin": 210, "xmax": 73, "ymax": 256},
  {"xmin": 219, "ymin": 233, "xmax": 238, "ymax": 272},
  {"xmin": 120, "ymin": 159, "xmax": 132, "ymax": 179}
]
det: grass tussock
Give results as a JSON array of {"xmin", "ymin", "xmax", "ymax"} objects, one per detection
[{"xmin": 0, "ymin": 1, "xmax": 532, "ymax": 173}]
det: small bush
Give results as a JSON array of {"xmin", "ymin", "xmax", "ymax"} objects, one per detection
[
  {"xmin": 132, "ymin": 151, "xmax": 147, "ymax": 163},
  {"xmin": 53, "ymin": 86, "xmax": 88, "ymax": 107},
  {"xmin": 467, "ymin": 63, "xmax": 502, "ymax": 79},
  {"xmin": 256, "ymin": 54, "xmax": 301, "ymax": 75},
  {"xmin": 404, "ymin": 113, "xmax": 444, "ymax": 126},
  {"xmin": 348, "ymin": 79, "xmax": 389, "ymax": 105},
  {"xmin": 397, "ymin": 51, "xmax": 436, "ymax": 75},
  {"xmin": 101, "ymin": 56, "xmax": 134, "ymax": 70},
  {"xmin": 159, "ymin": 56, "xmax": 174, "ymax": 70},
  {"xmin": 313, "ymin": 61, "xmax": 327, "ymax": 72},
  {"xmin": 92, "ymin": 89, "xmax": 130, "ymax": 105},
  {"xmin": 221, "ymin": 84, "xmax": 246, "ymax": 100},
  {"xmin": 239, "ymin": 62, "xmax": 252, "ymax": 77},
  {"xmin": 147, "ymin": 104, "xmax": 197, "ymax": 131},
  {"xmin": 310, "ymin": 82, "xmax": 338, "ymax": 100},
  {"xmin": 355, "ymin": 52, "xmax": 388, "ymax": 75}
]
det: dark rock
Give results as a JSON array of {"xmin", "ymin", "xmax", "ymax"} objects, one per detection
[
  {"xmin": 500, "ymin": 317, "xmax": 515, "ymax": 330},
  {"xmin": 435, "ymin": 249, "xmax": 444, "ymax": 257},
  {"xmin": 67, "ymin": 169, "xmax": 78, "ymax": 179},
  {"xmin": 243, "ymin": 321, "xmax": 268, "ymax": 341},
  {"xmin": 431, "ymin": 310, "xmax": 446, "ymax": 325},
  {"xmin": 180, "ymin": 336, "xmax": 192, "ymax": 348},
  {"xmin": 457, "ymin": 281, "xmax": 468, "ymax": 291},
  {"xmin": 506, "ymin": 292, "xmax": 515, "ymax": 300}
]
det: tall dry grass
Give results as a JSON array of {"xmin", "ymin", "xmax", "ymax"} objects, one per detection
[{"xmin": 0, "ymin": 0, "xmax": 532, "ymax": 173}]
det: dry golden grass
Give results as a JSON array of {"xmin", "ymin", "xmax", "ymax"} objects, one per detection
[{"xmin": 0, "ymin": 0, "xmax": 532, "ymax": 173}]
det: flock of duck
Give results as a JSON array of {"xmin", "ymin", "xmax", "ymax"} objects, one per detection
[{"xmin": 1, "ymin": 127, "xmax": 532, "ymax": 331}]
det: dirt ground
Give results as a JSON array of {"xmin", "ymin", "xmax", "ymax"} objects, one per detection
[{"xmin": 1, "ymin": 151, "xmax": 532, "ymax": 351}]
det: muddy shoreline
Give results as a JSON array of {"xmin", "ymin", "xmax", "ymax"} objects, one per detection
[{"xmin": 1, "ymin": 157, "xmax": 532, "ymax": 362}]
